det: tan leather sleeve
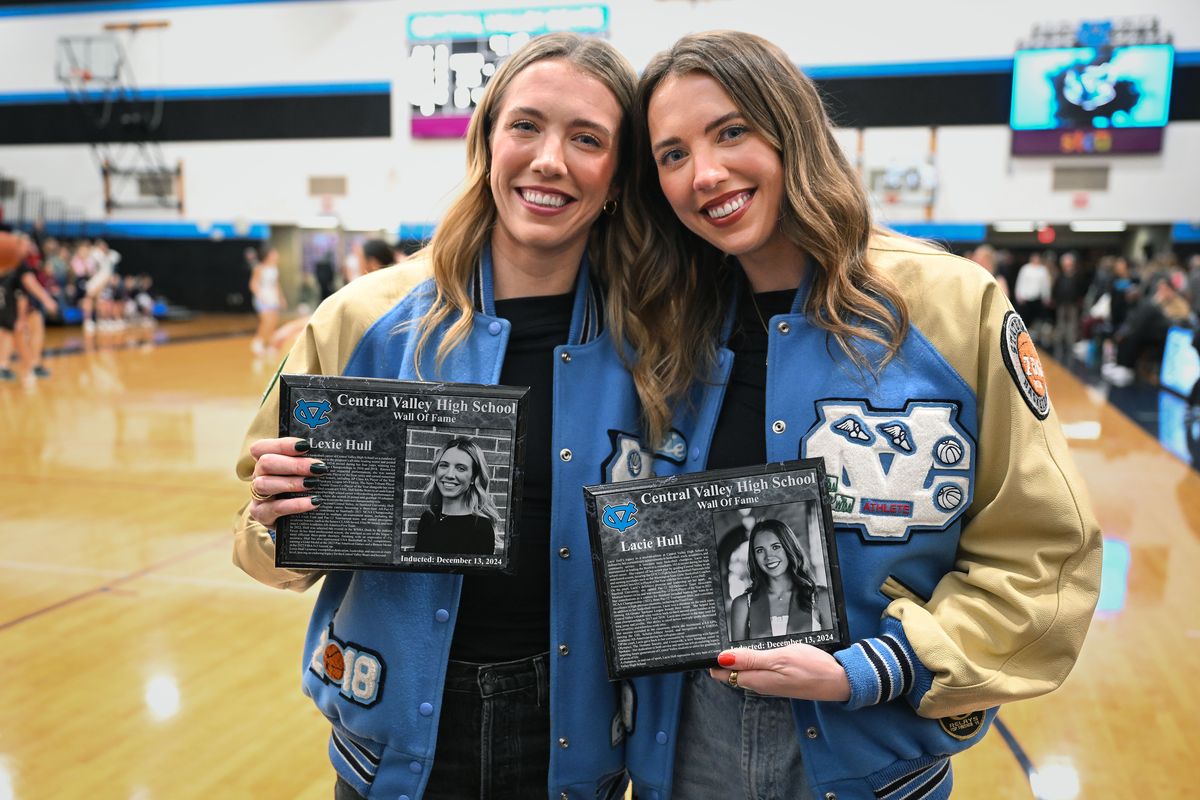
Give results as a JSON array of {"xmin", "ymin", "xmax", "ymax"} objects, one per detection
[
  {"xmin": 231, "ymin": 259, "xmax": 433, "ymax": 590},
  {"xmin": 873, "ymin": 236, "xmax": 1102, "ymax": 717}
]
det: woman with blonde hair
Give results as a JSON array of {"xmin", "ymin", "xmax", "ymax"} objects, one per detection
[
  {"xmin": 233, "ymin": 32, "xmax": 643, "ymax": 799},
  {"xmin": 415, "ymin": 437, "xmax": 502, "ymax": 555},
  {"xmin": 616, "ymin": 30, "xmax": 1102, "ymax": 800}
]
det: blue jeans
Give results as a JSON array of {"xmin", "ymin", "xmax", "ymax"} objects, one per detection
[
  {"xmin": 670, "ymin": 670, "xmax": 815, "ymax": 800},
  {"xmin": 335, "ymin": 652, "xmax": 552, "ymax": 800}
]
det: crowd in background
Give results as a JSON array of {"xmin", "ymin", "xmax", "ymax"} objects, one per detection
[
  {"xmin": 0, "ymin": 227, "xmax": 164, "ymax": 383},
  {"xmin": 968, "ymin": 244, "xmax": 1200, "ymax": 388}
]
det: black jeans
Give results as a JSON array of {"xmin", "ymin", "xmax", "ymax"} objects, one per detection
[{"xmin": 335, "ymin": 651, "xmax": 551, "ymax": 800}]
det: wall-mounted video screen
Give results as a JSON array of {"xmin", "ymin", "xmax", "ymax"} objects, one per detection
[{"xmin": 1010, "ymin": 43, "xmax": 1174, "ymax": 155}]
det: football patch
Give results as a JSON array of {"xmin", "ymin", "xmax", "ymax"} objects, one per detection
[{"xmin": 1001, "ymin": 311, "xmax": 1049, "ymax": 420}]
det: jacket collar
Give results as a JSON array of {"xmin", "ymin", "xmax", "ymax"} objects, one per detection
[{"xmin": 474, "ymin": 241, "xmax": 605, "ymax": 346}]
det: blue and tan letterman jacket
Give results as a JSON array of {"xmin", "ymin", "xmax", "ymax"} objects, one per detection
[
  {"xmin": 626, "ymin": 234, "xmax": 1103, "ymax": 800},
  {"xmin": 233, "ymin": 249, "xmax": 652, "ymax": 800}
]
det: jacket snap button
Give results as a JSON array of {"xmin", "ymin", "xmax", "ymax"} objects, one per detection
[
  {"xmin": 558, "ymin": 736, "xmax": 570, "ymax": 748},
  {"xmin": 772, "ymin": 420, "xmax": 786, "ymax": 434},
  {"xmin": 777, "ymin": 321, "xmax": 791, "ymax": 334},
  {"xmin": 434, "ymin": 608, "xmax": 449, "ymax": 623},
  {"xmin": 559, "ymin": 547, "xmax": 571, "ymax": 559},
  {"xmin": 806, "ymin": 726, "xmax": 818, "ymax": 739},
  {"xmin": 419, "ymin": 702, "xmax": 434, "ymax": 717},
  {"xmin": 487, "ymin": 321, "xmax": 502, "ymax": 335},
  {"xmin": 559, "ymin": 448, "xmax": 572, "ymax": 462},
  {"xmin": 558, "ymin": 644, "xmax": 570, "ymax": 656},
  {"xmin": 560, "ymin": 351, "xmax": 571, "ymax": 363}
]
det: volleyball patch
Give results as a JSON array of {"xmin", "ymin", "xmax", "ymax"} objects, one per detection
[{"xmin": 1001, "ymin": 311, "xmax": 1049, "ymax": 420}]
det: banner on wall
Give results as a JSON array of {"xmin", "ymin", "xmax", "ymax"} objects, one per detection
[{"xmin": 404, "ymin": 4, "xmax": 609, "ymax": 139}]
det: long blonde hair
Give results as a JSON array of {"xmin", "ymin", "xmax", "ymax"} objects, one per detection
[
  {"xmin": 414, "ymin": 32, "xmax": 640, "ymax": 375},
  {"xmin": 617, "ymin": 31, "xmax": 909, "ymax": 445}
]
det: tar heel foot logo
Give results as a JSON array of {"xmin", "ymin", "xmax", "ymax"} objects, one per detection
[
  {"xmin": 1001, "ymin": 311, "xmax": 1050, "ymax": 420},
  {"xmin": 294, "ymin": 398, "xmax": 333, "ymax": 429},
  {"xmin": 803, "ymin": 400, "xmax": 975, "ymax": 542},
  {"xmin": 601, "ymin": 429, "xmax": 688, "ymax": 483},
  {"xmin": 602, "ymin": 502, "xmax": 639, "ymax": 533},
  {"xmin": 308, "ymin": 623, "xmax": 385, "ymax": 707}
]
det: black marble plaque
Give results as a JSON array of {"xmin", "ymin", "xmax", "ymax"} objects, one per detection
[
  {"xmin": 275, "ymin": 374, "xmax": 527, "ymax": 573},
  {"xmin": 584, "ymin": 460, "xmax": 848, "ymax": 679}
]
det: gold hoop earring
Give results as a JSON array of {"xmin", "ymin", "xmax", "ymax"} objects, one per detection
[{"xmin": 602, "ymin": 199, "xmax": 618, "ymax": 216}]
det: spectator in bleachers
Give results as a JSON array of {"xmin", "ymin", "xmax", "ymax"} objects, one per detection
[
  {"xmin": 1187, "ymin": 254, "xmax": 1200, "ymax": 317},
  {"xmin": 970, "ymin": 244, "xmax": 1008, "ymax": 298},
  {"xmin": 361, "ymin": 239, "xmax": 397, "ymax": 274},
  {"xmin": 1053, "ymin": 251, "xmax": 1086, "ymax": 355},
  {"xmin": 1014, "ymin": 251, "xmax": 1053, "ymax": 342},
  {"xmin": 1103, "ymin": 270, "xmax": 1195, "ymax": 386}
]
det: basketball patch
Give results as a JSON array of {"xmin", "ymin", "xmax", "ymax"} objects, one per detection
[
  {"xmin": 1001, "ymin": 311, "xmax": 1049, "ymax": 420},
  {"xmin": 939, "ymin": 710, "xmax": 987, "ymax": 740},
  {"xmin": 309, "ymin": 623, "xmax": 385, "ymax": 707}
]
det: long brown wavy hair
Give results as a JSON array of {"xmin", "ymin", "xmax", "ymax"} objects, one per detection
[
  {"xmin": 413, "ymin": 33, "xmax": 640, "ymax": 375},
  {"xmin": 615, "ymin": 30, "xmax": 909, "ymax": 445}
]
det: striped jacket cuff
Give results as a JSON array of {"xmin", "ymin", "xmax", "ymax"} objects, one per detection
[{"xmin": 834, "ymin": 616, "xmax": 933, "ymax": 710}]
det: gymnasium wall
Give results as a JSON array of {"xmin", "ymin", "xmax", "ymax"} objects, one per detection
[{"xmin": 1, "ymin": 0, "xmax": 1198, "ymax": 230}]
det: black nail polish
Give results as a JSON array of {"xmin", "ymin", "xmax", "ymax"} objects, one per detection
[
  {"xmin": 294, "ymin": 439, "xmax": 311, "ymax": 453},
  {"xmin": 309, "ymin": 462, "xmax": 329, "ymax": 475},
  {"xmin": 303, "ymin": 477, "xmax": 320, "ymax": 488},
  {"xmin": 310, "ymin": 495, "xmax": 323, "ymax": 507}
]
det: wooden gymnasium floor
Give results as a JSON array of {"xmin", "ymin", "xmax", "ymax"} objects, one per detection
[{"xmin": 1, "ymin": 314, "xmax": 1198, "ymax": 799}]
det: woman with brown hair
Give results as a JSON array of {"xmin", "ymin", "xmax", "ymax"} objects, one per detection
[
  {"xmin": 617, "ymin": 30, "xmax": 1102, "ymax": 800},
  {"xmin": 233, "ymin": 33, "xmax": 643, "ymax": 799}
]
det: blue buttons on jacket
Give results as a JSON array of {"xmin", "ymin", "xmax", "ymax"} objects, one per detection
[
  {"xmin": 656, "ymin": 731, "xmax": 668, "ymax": 745},
  {"xmin": 487, "ymin": 321, "xmax": 502, "ymax": 335},
  {"xmin": 435, "ymin": 608, "xmax": 449, "ymax": 622},
  {"xmin": 409, "ymin": 761, "xmax": 422, "ymax": 774},
  {"xmin": 419, "ymin": 702, "xmax": 434, "ymax": 716},
  {"xmin": 690, "ymin": 447, "xmax": 701, "ymax": 462}
]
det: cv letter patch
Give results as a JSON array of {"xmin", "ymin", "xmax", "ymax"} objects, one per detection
[
  {"xmin": 802, "ymin": 401, "xmax": 975, "ymax": 542},
  {"xmin": 1001, "ymin": 311, "xmax": 1050, "ymax": 420}
]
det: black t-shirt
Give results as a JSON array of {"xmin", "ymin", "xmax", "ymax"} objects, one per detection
[
  {"xmin": 707, "ymin": 287, "xmax": 796, "ymax": 471},
  {"xmin": 449, "ymin": 290, "xmax": 574, "ymax": 662},
  {"xmin": 415, "ymin": 511, "xmax": 495, "ymax": 555}
]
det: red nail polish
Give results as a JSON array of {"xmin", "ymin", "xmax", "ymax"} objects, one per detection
[{"xmin": 717, "ymin": 652, "xmax": 735, "ymax": 667}]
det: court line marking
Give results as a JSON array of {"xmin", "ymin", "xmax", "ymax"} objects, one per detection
[
  {"xmin": 0, "ymin": 557, "xmax": 276, "ymax": 592},
  {"xmin": 0, "ymin": 535, "xmax": 252, "ymax": 631},
  {"xmin": 993, "ymin": 716, "xmax": 1040, "ymax": 798}
]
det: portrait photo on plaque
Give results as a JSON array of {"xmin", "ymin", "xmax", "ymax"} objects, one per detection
[
  {"xmin": 275, "ymin": 374, "xmax": 526, "ymax": 573},
  {"xmin": 398, "ymin": 428, "xmax": 511, "ymax": 559},
  {"xmin": 714, "ymin": 502, "xmax": 836, "ymax": 645},
  {"xmin": 584, "ymin": 459, "xmax": 848, "ymax": 679}
]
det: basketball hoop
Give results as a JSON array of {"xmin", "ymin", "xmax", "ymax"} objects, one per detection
[
  {"xmin": 884, "ymin": 190, "xmax": 900, "ymax": 206},
  {"xmin": 70, "ymin": 67, "xmax": 94, "ymax": 83}
]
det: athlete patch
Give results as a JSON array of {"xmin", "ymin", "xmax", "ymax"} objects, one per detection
[
  {"xmin": 802, "ymin": 400, "xmax": 974, "ymax": 541},
  {"xmin": 601, "ymin": 430, "xmax": 687, "ymax": 483},
  {"xmin": 309, "ymin": 623, "xmax": 385, "ymax": 708},
  {"xmin": 939, "ymin": 710, "xmax": 987, "ymax": 740},
  {"xmin": 1001, "ymin": 311, "xmax": 1050, "ymax": 420}
]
